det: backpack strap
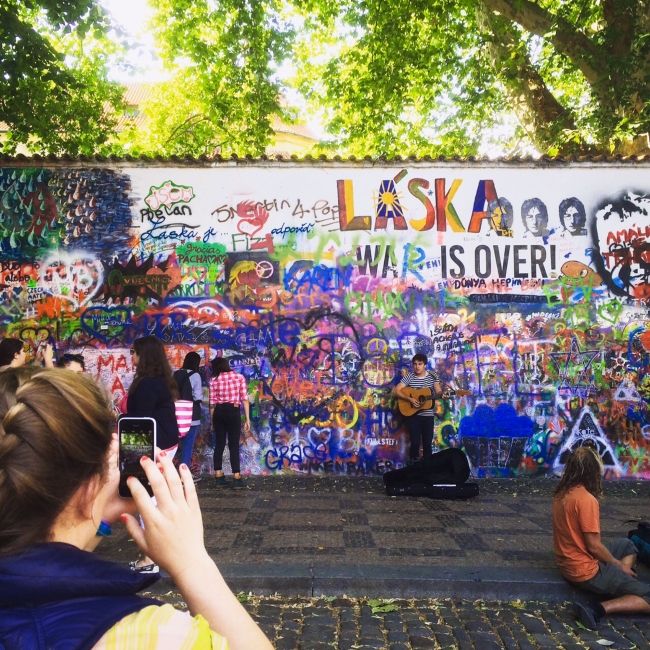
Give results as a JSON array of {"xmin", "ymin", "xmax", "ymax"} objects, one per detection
[{"xmin": 175, "ymin": 369, "xmax": 192, "ymax": 400}]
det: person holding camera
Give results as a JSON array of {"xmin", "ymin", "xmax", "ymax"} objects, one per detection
[
  {"xmin": 0, "ymin": 369, "xmax": 271, "ymax": 649},
  {"xmin": 0, "ymin": 337, "xmax": 54, "ymax": 370}
]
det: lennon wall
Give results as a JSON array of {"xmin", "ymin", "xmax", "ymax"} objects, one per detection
[{"xmin": 0, "ymin": 161, "xmax": 648, "ymax": 478}]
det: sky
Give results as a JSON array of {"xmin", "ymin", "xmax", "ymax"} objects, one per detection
[
  {"xmin": 100, "ymin": 0, "xmax": 326, "ymax": 138},
  {"xmin": 100, "ymin": 0, "xmax": 165, "ymax": 82}
]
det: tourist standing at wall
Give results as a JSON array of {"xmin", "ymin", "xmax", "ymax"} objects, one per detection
[
  {"xmin": 56, "ymin": 352, "xmax": 85, "ymax": 373},
  {"xmin": 127, "ymin": 336, "xmax": 179, "ymax": 455},
  {"xmin": 553, "ymin": 446, "xmax": 650, "ymax": 629},
  {"xmin": 209, "ymin": 357, "xmax": 250, "ymax": 488},
  {"xmin": 174, "ymin": 351, "xmax": 203, "ymax": 479},
  {"xmin": 0, "ymin": 337, "xmax": 54, "ymax": 371},
  {"xmin": 127, "ymin": 335, "xmax": 179, "ymax": 573}
]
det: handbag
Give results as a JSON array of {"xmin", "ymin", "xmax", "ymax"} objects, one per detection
[
  {"xmin": 174, "ymin": 368, "xmax": 202, "ymax": 423},
  {"xmin": 175, "ymin": 399, "xmax": 194, "ymax": 438},
  {"xmin": 627, "ymin": 520, "xmax": 650, "ymax": 566}
]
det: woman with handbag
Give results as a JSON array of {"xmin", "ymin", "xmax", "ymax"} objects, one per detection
[{"xmin": 126, "ymin": 335, "xmax": 179, "ymax": 573}]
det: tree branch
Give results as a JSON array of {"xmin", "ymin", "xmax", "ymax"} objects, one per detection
[
  {"xmin": 482, "ymin": 0, "xmax": 606, "ymax": 86},
  {"xmin": 165, "ymin": 113, "xmax": 211, "ymax": 145},
  {"xmin": 602, "ymin": 0, "xmax": 636, "ymax": 58},
  {"xmin": 476, "ymin": 4, "xmax": 580, "ymax": 153}
]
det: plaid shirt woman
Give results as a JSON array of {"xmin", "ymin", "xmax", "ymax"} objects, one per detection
[{"xmin": 209, "ymin": 358, "xmax": 251, "ymax": 488}]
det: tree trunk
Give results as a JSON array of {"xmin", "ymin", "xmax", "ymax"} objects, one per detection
[{"xmin": 476, "ymin": 4, "xmax": 581, "ymax": 154}]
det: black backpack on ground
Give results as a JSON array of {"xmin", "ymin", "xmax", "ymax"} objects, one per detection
[
  {"xmin": 628, "ymin": 520, "xmax": 650, "ymax": 566},
  {"xmin": 174, "ymin": 369, "xmax": 201, "ymax": 420},
  {"xmin": 383, "ymin": 448, "xmax": 479, "ymax": 499}
]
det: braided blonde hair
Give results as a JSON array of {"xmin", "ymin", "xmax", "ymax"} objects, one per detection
[{"xmin": 0, "ymin": 370, "xmax": 114, "ymax": 556}]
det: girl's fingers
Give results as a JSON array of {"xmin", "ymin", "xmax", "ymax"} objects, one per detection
[
  {"xmin": 127, "ymin": 466, "xmax": 163, "ymax": 516},
  {"xmin": 158, "ymin": 451, "xmax": 185, "ymax": 504},
  {"xmin": 140, "ymin": 455, "xmax": 173, "ymax": 509},
  {"xmin": 178, "ymin": 463, "xmax": 201, "ymax": 511},
  {"xmin": 121, "ymin": 513, "xmax": 149, "ymax": 554}
]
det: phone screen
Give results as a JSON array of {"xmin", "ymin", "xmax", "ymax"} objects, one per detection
[{"xmin": 118, "ymin": 417, "xmax": 156, "ymax": 497}]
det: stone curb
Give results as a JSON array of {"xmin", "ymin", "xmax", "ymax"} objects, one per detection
[{"xmin": 152, "ymin": 564, "xmax": 584, "ymax": 602}]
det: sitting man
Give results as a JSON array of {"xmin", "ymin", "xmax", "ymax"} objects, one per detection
[{"xmin": 552, "ymin": 446, "xmax": 650, "ymax": 629}]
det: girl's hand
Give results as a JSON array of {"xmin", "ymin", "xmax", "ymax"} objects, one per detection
[
  {"xmin": 99, "ymin": 434, "xmax": 138, "ymax": 523},
  {"xmin": 120, "ymin": 452, "xmax": 208, "ymax": 579},
  {"xmin": 38, "ymin": 342, "xmax": 55, "ymax": 367}
]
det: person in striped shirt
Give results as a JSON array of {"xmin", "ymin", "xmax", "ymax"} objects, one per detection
[
  {"xmin": 394, "ymin": 353, "xmax": 443, "ymax": 464},
  {"xmin": 209, "ymin": 357, "xmax": 251, "ymax": 488}
]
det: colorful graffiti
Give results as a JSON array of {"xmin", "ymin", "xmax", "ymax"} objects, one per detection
[{"xmin": 0, "ymin": 163, "xmax": 648, "ymax": 478}]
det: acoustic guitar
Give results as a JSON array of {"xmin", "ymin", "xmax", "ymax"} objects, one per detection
[{"xmin": 397, "ymin": 386, "xmax": 470, "ymax": 417}]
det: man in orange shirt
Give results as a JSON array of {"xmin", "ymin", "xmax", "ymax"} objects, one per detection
[{"xmin": 553, "ymin": 446, "xmax": 650, "ymax": 629}]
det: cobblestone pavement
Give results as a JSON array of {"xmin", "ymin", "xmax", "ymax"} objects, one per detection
[
  {"xmin": 102, "ymin": 476, "xmax": 650, "ymax": 647},
  {"xmin": 144, "ymin": 588, "xmax": 650, "ymax": 649},
  {"xmin": 100, "ymin": 476, "xmax": 650, "ymax": 573}
]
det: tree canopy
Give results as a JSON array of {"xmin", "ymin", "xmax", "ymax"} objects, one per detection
[
  {"xmin": 0, "ymin": 0, "xmax": 124, "ymax": 155},
  {"xmin": 291, "ymin": 0, "xmax": 650, "ymax": 156},
  {"xmin": 1, "ymin": 0, "xmax": 648, "ymax": 157},
  {"xmin": 115, "ymin": 0, "xmax": 294, "ymax": 157}
]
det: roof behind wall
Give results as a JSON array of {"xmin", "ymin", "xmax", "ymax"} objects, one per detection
[{"xmin": 0, "ymin": 153, "xmax": 649, "ymax": 167}]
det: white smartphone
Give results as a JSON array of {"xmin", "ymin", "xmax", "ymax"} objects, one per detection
[{"xmin": 118, "ymin": 417, "xmax": 157, "ymax": 498}]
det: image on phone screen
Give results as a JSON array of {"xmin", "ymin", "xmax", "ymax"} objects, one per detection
[{"xmin": 118, "ymin": 418, "xmax": 156, "ymax": 497}]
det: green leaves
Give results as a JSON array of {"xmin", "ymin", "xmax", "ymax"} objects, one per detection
[
  {"xmin": 293, "ymin": 0, "xmax": 649, "ymax": 156},
  {"xmin": 116, "ymin": 0, "xmax": 294, "ymax": 157},
  {"xmin": 0, "ymin": 0, "xmax": 123, "ymax": 155},
  {"xmin": 2, "ymin": 0, "xmax": 647, "ymax": 157},
  {"xmin": 367, "ymin": 598, "xmax": 399, "ymax": 614}
]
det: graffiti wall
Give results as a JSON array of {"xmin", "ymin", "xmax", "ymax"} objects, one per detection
[{"xmin": 0, "ymin": 162, "xmax": 648, "ymax": 478}]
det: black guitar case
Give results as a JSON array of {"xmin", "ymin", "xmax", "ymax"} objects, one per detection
[{"xmin": 383, "ymin": 448, "xmax": 479, "ymax": 499}]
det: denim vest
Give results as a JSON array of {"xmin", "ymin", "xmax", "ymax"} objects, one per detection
[{"xmin": 0, "ymin": 542, "xmax": 160, "ymax": 650}]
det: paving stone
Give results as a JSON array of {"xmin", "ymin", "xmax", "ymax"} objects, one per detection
[
  {"xmin": 515, "ymin": 640, "xmax": 539, "ymax": 650},
  {"xmin": 468, "ymin": 637, "xmax": 502, "ymax": 650},
  {"xmin": 386, "ymin": 629, "xmax": 409, "ymax": 643},
  {"xmin": 337, "ymin": 632, "xmax": 357, "ymax": 646},
  {"xmin": 451, "ymin": 627, "xmax": 474, "ymax": 647},
  {"xmin": 520, "ymin": 614, "xmax": 550, "ymax": 634},
  {"xmin": 434, "ymin": 633, "xmax": 458, "ymax": 648},
  {"xmin": 409, "ymin": 634, "xmax": 436, "ymax": 648},
  {"xmin": 103, "ymin": 476, "xmax": 650, "ymax": 648},
  {"xmin": 275, "ymin": 634, "xmax": 300, "ymax": 649},
  {"xmin": 531, "ymin": 632, "xmax": 561, "ymax": 647},
  {"xmin": 543, "ymin": 611, "xmax": 569, "ymax": 633},
  {"xmin": 498, "ymin": 638, "xmax": 520, "ymax": 650},
  {"xmin": 464, "ymin": 619, "xmax": 495, "ymax": 633}
]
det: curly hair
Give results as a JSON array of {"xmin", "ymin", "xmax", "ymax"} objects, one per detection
[
  {"xmin": 554, "ymin": 445, "xmax": 603, "ymax": 499},
  {"xmin": 128, "ymin": 336, "xmax": 178, "ymax": 400}
]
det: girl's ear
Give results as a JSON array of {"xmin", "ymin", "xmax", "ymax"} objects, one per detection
[{"xmin": 77, "ymin": 474, "xmax": 102, "ymax": 520}]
